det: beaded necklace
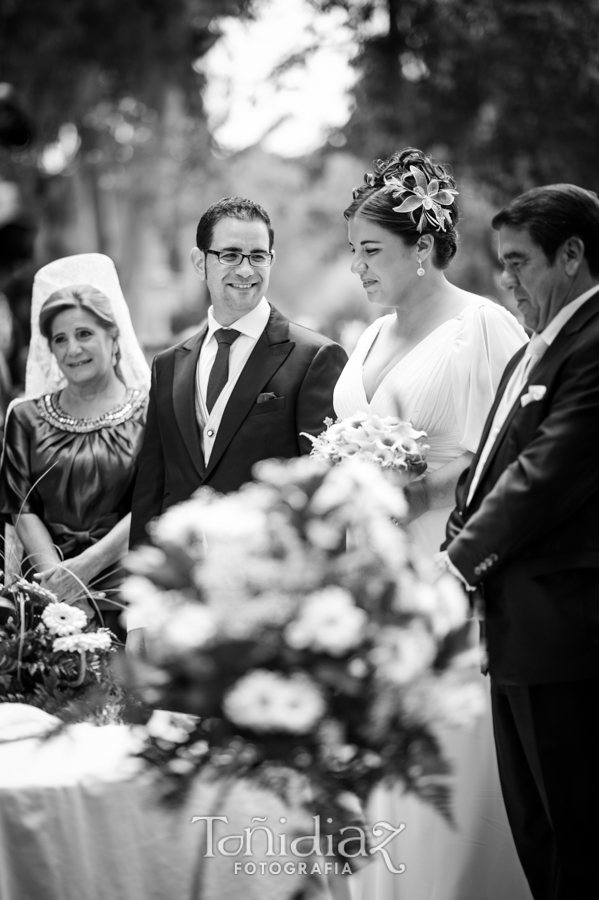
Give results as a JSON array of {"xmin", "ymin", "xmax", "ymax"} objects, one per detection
[{"xmin": 37, "ymin": 388, "xmax": 145, "ymax": 433}]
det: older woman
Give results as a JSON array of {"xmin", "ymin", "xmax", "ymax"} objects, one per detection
[{"xmin": 0, "ymin": 254, "xmax": 149, "ymax": 633}]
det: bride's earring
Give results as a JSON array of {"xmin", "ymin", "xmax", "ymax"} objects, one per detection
[{"xmin": 417, "ymin": 256, "xmax": 425, "ymax": 277}]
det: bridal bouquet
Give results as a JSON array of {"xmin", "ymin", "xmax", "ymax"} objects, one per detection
[
  {"xmin": 0, "ymin": 577, "xmax": 116, "ymax": 716},
  {"xmin": 124, "ymin": 457, "xmax": 484, "ymax": 846},
  {"xmin": 304, "ymin": 411, "xmax": 428, "ymax": 476}
]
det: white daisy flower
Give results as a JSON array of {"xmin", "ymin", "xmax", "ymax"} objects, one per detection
[
  {"xmin": 158, "ymin": 603, "xmax": 217, "ymax": 653},
  {"xmin": 145, "ymin": 710, "xmax": 197, "ymax": 743},
  {"xmin": 286, "ymin": 587, "xmax": 367, "ymax": 656},
  {"xmin": 371, "ymin": 621, "xmax": 437, "ymax": 685},
  {"xmin": 42, "ymin": 602, "xmax": 87, "ymax": 636},
  {"xmin": 53, "ymin": 631, "xmax": 112, "ymax": 653},
  {"xmin": 223, "ymin": 669, "xmax": 325, "ymax": 734}
]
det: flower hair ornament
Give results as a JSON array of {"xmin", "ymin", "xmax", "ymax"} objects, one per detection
[
  {"xmin": 353, "ymin": 160, "xmax": 459, "ymax": 234},
  {"xmin": 384, "ymin": 166, "xmax": 458, "ymax": 233}
]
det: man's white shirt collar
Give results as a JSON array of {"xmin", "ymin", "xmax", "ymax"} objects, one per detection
[
  {"xmin": 206, "ymin": 296, "xmax": 270, "ymax": 341},
  {"xmin": 538, "ymin": 284, "xmax": 599, "ymax": 346},
  {"xmin": 465, "ymin": 282, "xmax": 599, "ymax": 510}
]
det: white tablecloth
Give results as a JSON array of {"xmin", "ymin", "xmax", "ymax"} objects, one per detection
[{"xmin": 0, "ymin": 722, "xmax": 330, "ymax": 900}]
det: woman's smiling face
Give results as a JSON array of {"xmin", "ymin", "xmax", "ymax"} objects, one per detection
[
  {"xmin": 348, "ymin": 215, "xmax": 417, "ymax": 308},
  {"xmin": 50, "ymin": 307, "xmax": 116, "ymax": 387}
]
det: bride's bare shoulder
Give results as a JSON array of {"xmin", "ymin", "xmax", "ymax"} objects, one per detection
[
  {"xmin": 364, "ymin": 313, "xmax": 395, "ymax": 339},
  {"xmin": 450, "ymin": 286, "xmax": 494, "ymax": 309},
  {"xmin": 445, "ymin": 288, "xmax": 510, "ymax": 323}
]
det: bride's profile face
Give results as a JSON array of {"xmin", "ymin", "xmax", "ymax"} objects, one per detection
[
  {"xmin": 49, "ymin": 307, "xmax": 116, "ymax": 387},
  {"xmin": 348, "ymin": 215, "xmax": 415, "ymax": 307}
]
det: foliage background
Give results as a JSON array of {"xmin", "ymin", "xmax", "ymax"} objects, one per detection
[{"xmin": 2, "ymin": 0, "xmax": 598, "ymax": 361}]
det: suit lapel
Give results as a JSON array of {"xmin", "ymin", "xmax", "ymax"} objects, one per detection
[
  {"xmin": 203, "ymin": 306, "xmax": 294, "ymax": 481},
  {"xmin": 460, "ymin": 348, "xmax": 525, "ymax": 508},
  {"xmin": 466, "ymin": 289, "xmax": 599, "ymax": 508},
  {"xmin": 173, "ymin": 324, "xmax": 207, "ymax": 479}
]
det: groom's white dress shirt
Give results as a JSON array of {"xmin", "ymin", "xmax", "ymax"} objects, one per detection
[
  {"xmin": 195, "ymin": 297, "xmax": 270, "ymax": 464},
  {"xmin": 466, "ymin": 285, "xmax": 599, "ymax": 507}
]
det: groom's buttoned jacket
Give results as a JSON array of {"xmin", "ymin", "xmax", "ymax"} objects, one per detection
[
  {"xmin": 445, "ymin": 289, "xmax": 599, "ymax": 685},
  {"xmin": 130, "ymin": 304, "xmax": 348, "ymax": 548}
]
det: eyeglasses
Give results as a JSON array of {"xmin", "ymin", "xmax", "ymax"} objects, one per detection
[{"xmin": 205, "ymin": 249, "xmax": 273, "ymax": 268}]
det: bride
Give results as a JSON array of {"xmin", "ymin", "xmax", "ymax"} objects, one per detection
[{"xmin": 335, "ymin": 149, "xmax": 532, "ymax": 898}]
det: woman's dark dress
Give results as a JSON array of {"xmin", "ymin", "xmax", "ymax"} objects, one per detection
[{"xmin": 0, "ymin": 388, "xmax": 147, "ymax": 615}]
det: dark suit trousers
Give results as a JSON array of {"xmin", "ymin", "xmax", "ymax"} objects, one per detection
[{"xmin": 491, "ymin": 677, "xmax": 599, "ymax": 900}]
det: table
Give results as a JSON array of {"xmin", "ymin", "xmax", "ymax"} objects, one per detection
[{"xmin": 0, "ymin": 715, "xmax": 332, "ymax": 900}]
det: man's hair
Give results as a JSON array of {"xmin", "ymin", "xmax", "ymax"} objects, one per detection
[
  {"xmin": 195, "ymin": 197, "xmax": 274, "ymax": 251},
  {"xmin": 492, "ymin": 184, "xmax": 599, "ymax": 276}
]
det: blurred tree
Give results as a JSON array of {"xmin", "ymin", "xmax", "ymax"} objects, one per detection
[
  {"xmin": 311, "ymin": 0, "xmax": 599, "ymax": 195},
  {"xmin": 0, "ymin": 0, "xmax": 260, "ymax": 143},
  {"xmin": 0, "ymin": 0, "xmax": 264, "ymax": 321}
]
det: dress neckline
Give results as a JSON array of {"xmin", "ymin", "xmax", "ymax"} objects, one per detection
[
  {"xmin": 361, "ymin": 305, "xmax": 478, "ymax": 404},
  {"xmin": 37, "ymin": 388, "xmax": 145, "ymax": 433}
]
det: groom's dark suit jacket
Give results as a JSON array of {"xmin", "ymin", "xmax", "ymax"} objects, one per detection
[
  {"xmin": 130, "ymin": 304, "xmax": 347, "ymax": 548},
  {"xmin": 445, "ymin": 289, "xmax": 599, "ymax": 685}
]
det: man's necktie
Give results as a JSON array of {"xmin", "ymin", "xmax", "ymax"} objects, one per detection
[
  {"xmin": 206, "ymin": 328, "xmax": 241, "ymax": 413},
  {"xmin": 501, "ymin": 332, "xmax": 548, "ymax": 412}
]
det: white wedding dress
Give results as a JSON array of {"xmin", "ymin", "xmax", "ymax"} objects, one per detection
[{"xmin": 334, "ymin": 301, "xmax": 533, "ymax": 900}]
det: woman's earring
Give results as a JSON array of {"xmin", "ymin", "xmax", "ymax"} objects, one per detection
[{"xmin": 417, "ymin": 256, "xmax": 425, "ymax": 277}]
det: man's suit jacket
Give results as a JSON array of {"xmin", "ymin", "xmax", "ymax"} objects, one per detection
[
  {"xmin": 130, "ymin": 304, "xmax": 348, "ymax": 548},
  {"xmin": 445, "ymin": 289, "xmax": 599, "ymax": 685}
]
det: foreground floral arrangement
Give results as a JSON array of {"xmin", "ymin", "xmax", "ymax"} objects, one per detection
[
  {"xmin": 304, "ymin": 411, "xmax": 428, "ymax": 475},
  {"xmin": 0, "ymin": 578, "xmax": 115, "ymax": 715},
  {"xmin": 124, "ymin": 457, "xmax": 484, "ymax": 846}
]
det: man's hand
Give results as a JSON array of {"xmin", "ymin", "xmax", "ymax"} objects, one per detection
[
  {"xmin": 434, "ymin": 550, "xmax": 476, "ymax": 592},
  {"xmin": 126, "ymin": 627, "xmax": 146, "ymax": 658},
  {"xmin": 433, "ymin": 550, "xmax": 450, "ymax": 576}
]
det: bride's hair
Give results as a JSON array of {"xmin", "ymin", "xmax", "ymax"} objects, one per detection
[
  {"xmin": 345, "ymin": 147, "xmax": 459, "ymax": 269},
  {"xmin": 39, "ymin": 284, "xmax": 123, "ymax": 380}
]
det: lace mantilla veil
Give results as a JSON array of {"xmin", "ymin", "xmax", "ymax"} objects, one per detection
[
  {"xmin": 25, "ymin": 253, "xmax": 150, "ymax": 398},
  {"xmin": 3, "ymin": 254, "xmax": 150, "ymax": 578}
]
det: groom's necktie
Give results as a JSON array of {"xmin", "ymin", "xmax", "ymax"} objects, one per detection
[
  {"xmin": 466, "ymin": 333, "xmax": 548, "ymax": 506},
  {"xmin": 206, "ymin": 328, "xmax": 241, "ymax": 413}
]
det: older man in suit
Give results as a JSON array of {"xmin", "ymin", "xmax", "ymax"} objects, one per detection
[
  {"xmin": 441, "ymin": 184, "xmax": 599, "ymax": 899},
  {"xmin": 130, "ymin": 196, "xmax": 347, "ymax": 547}
]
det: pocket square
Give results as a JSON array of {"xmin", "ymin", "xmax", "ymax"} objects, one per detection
[
  {"xmin": 256, "ymin": 392, "xmax": 278, "ymax": 404},
  {"xmin": 521, "ymin": 385, "xmax": 547, "ymax": 407}
]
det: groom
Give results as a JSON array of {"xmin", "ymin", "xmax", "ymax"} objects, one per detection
[
  {"xmin": 129, "ymin": 196, "xmax": 347, "ymax": 548},
  {"xmin": 442, "ymin": 184, "xmax": 599, "ymax": 899}
]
